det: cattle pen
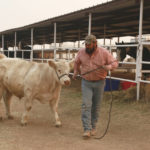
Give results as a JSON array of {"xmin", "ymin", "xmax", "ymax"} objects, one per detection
[{"xmin": 0, "ymin": 0, "xmax": 150, "ymax": 101}]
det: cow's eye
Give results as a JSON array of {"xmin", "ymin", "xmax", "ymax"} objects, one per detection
[{"xmin": 58, "ymin": 69, "xmax": 61, "ymax": 73}]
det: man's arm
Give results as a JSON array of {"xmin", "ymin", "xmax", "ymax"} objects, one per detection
[
  {"xmin": 103, "ymin": 51, "xmax": 118, "ymax": 71},
  {"xmin": 73, "ymin": 51, "xmax": 81, "ymax": 79}
]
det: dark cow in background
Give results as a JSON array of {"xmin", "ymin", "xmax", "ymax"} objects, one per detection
[
  {"xmin": 116, "ymin": 42, "xmax": 150, "ymax": 78},
  {"xmin": 3, "ymin": 42, "xmax": 37, "ymax": 59}
]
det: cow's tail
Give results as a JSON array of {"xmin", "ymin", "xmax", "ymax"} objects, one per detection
[{"xmin": 0, "ymin": 53, "xmax": 7, "ymax": 59}]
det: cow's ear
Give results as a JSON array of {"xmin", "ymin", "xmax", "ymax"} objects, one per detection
[
  {"xmin": 69, "ymin": 59, "xmax": 75, "ymax": 71},
  {"xmin": 48, "ymin": 60, "xmax": 57, "ymax": 70}
]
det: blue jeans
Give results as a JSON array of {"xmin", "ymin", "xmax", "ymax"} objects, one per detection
[{"xmin": 81, "ymin": 79, "xmax": 105, "ymax": 131}]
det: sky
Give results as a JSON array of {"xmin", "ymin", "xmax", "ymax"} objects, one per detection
[
  {"xmin": 0, "ymin": 0, "xmax": 133, "ymax": 47},
  {"xmin": 0, "ymin": 0, "xmax": 111, "ymax": 32}
]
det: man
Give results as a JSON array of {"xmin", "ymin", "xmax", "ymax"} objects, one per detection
[{"xmin": 73, "ymin": 35, "xmax": 118, "ymax": 138}]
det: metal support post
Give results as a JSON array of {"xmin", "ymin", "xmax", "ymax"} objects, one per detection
[
  {"xmin": 88, "ymin": 13, "xmax": 92, "ymax": 35},
  {"xmin": 136, "ymin": 0, "xmax": 144, "ymax": 101},
  {"xmin": 31, "ymin": 28, "xmax": 34, "ymax": 61},
  {"xmin": 2, "ymin": 35, "xmax": 4, "ymax": 51},
  {"xmin": 54, "ymin": 22, "xmax": 57, "ymax": 60},
  {"xmin": 78, "ymin": 29, "xmax": 80, "ymax": 48},
  {"xmin": 14, "ymin": 32, "xmax": 17, "ymax": 58}
]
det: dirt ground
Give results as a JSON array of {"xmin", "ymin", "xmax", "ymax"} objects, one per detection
[{"xmin": 0, "ymin": 79, "xmax": 150, "ymax": 150}]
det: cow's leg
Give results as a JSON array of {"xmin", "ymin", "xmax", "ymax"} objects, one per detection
[
  {"xmin": 3, "ymin": 90, "xmax": 13, "ymax": 119},
  {"xmin": 0, "ymin": 85, "xmax": 4, "ymax": 120},
  {"xmin": 49, "ymin": 99, "xmax": 61, "ymax": 127},
  {"xmin": 21, "ymin": 96, "xmax": 33, "ymax": 126},
  {"xmin": 0, "ymin": 101, "xmax": 2, "ymax": 121},
  {"xmin": 49, "ymin": 87, "xmax": 62, "ymax": 127}
]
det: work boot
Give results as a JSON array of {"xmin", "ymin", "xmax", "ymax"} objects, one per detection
[
  {"xmin": 83, "ymin": 130, "xmax": 91, "ymax": 138},
  {"xmin": 91, "ymin": 128, "xmax": 97, "ymax": 136}
]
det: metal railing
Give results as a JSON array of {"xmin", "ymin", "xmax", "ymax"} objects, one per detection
[{"xmin": 1, "ymin": 41, "xmax": 150, "ymax": 101}]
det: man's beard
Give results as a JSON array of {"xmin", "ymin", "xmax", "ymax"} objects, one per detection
[{"xmin": 85, "ymin": 47, "xmax": 96, "ymax": 54}]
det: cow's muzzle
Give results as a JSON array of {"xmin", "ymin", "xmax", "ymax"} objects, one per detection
[
  {"xmin": 64, "ymin": 80, "xmax": 71, "ymax": 86},
  {"xmin": 55, "ymin": 70, "xmax": 69, "ymax": 80}
]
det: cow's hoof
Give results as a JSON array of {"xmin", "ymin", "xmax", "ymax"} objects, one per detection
[
  {"xmin": 21, "ymin": 122, "xmax": 27, "ymax": 126},
  {"xmin": 55, "ymin": 124, "xmax": 62, "ymax": 128},
  {"xmin": 0, "ymin": 117, "xmax": 3, "ymax": 121},
  {"xmin": 55, "ymin": 122, "xmax": 62, "ymax": 128},
  {"xmin": 8, "ymin": 115, "xmax": 14, "ymax": 120}
]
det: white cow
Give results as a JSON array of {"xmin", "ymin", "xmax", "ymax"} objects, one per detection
[{"xmin": 0, "ymin": 54, "xmax": 73, "ymax": 127}]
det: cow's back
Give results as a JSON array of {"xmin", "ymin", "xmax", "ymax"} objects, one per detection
[{"xmin": 0, "ymin": 58, "xmax": 36, "ymax": 98}]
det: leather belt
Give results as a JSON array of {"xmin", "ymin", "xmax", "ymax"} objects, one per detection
[{"xmin": 83, "ymin": 78, "xmax": 104, "ymax": 82}]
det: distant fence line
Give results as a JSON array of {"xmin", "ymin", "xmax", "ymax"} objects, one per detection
[{"xmin": 0, "ymin": 48, "xmax": 79, "ymax": 62}]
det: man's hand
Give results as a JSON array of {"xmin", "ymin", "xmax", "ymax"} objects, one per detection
[
  {"xmin": 72, "ymin": 73, "xmax": 77, "ymax": 80},
  {"xmin": 102, "ymin": 65, "xmax": 112, "ymax": 71}
]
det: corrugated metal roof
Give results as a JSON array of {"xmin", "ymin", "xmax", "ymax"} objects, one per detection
[{"xmin": 0, "ymin": 0, "xmax": 113, "ymax": 34}]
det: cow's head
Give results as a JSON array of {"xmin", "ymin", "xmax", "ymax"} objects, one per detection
[{"xmin": 48, "ymin": 60, "xmax": 74, "ymax": 86}]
